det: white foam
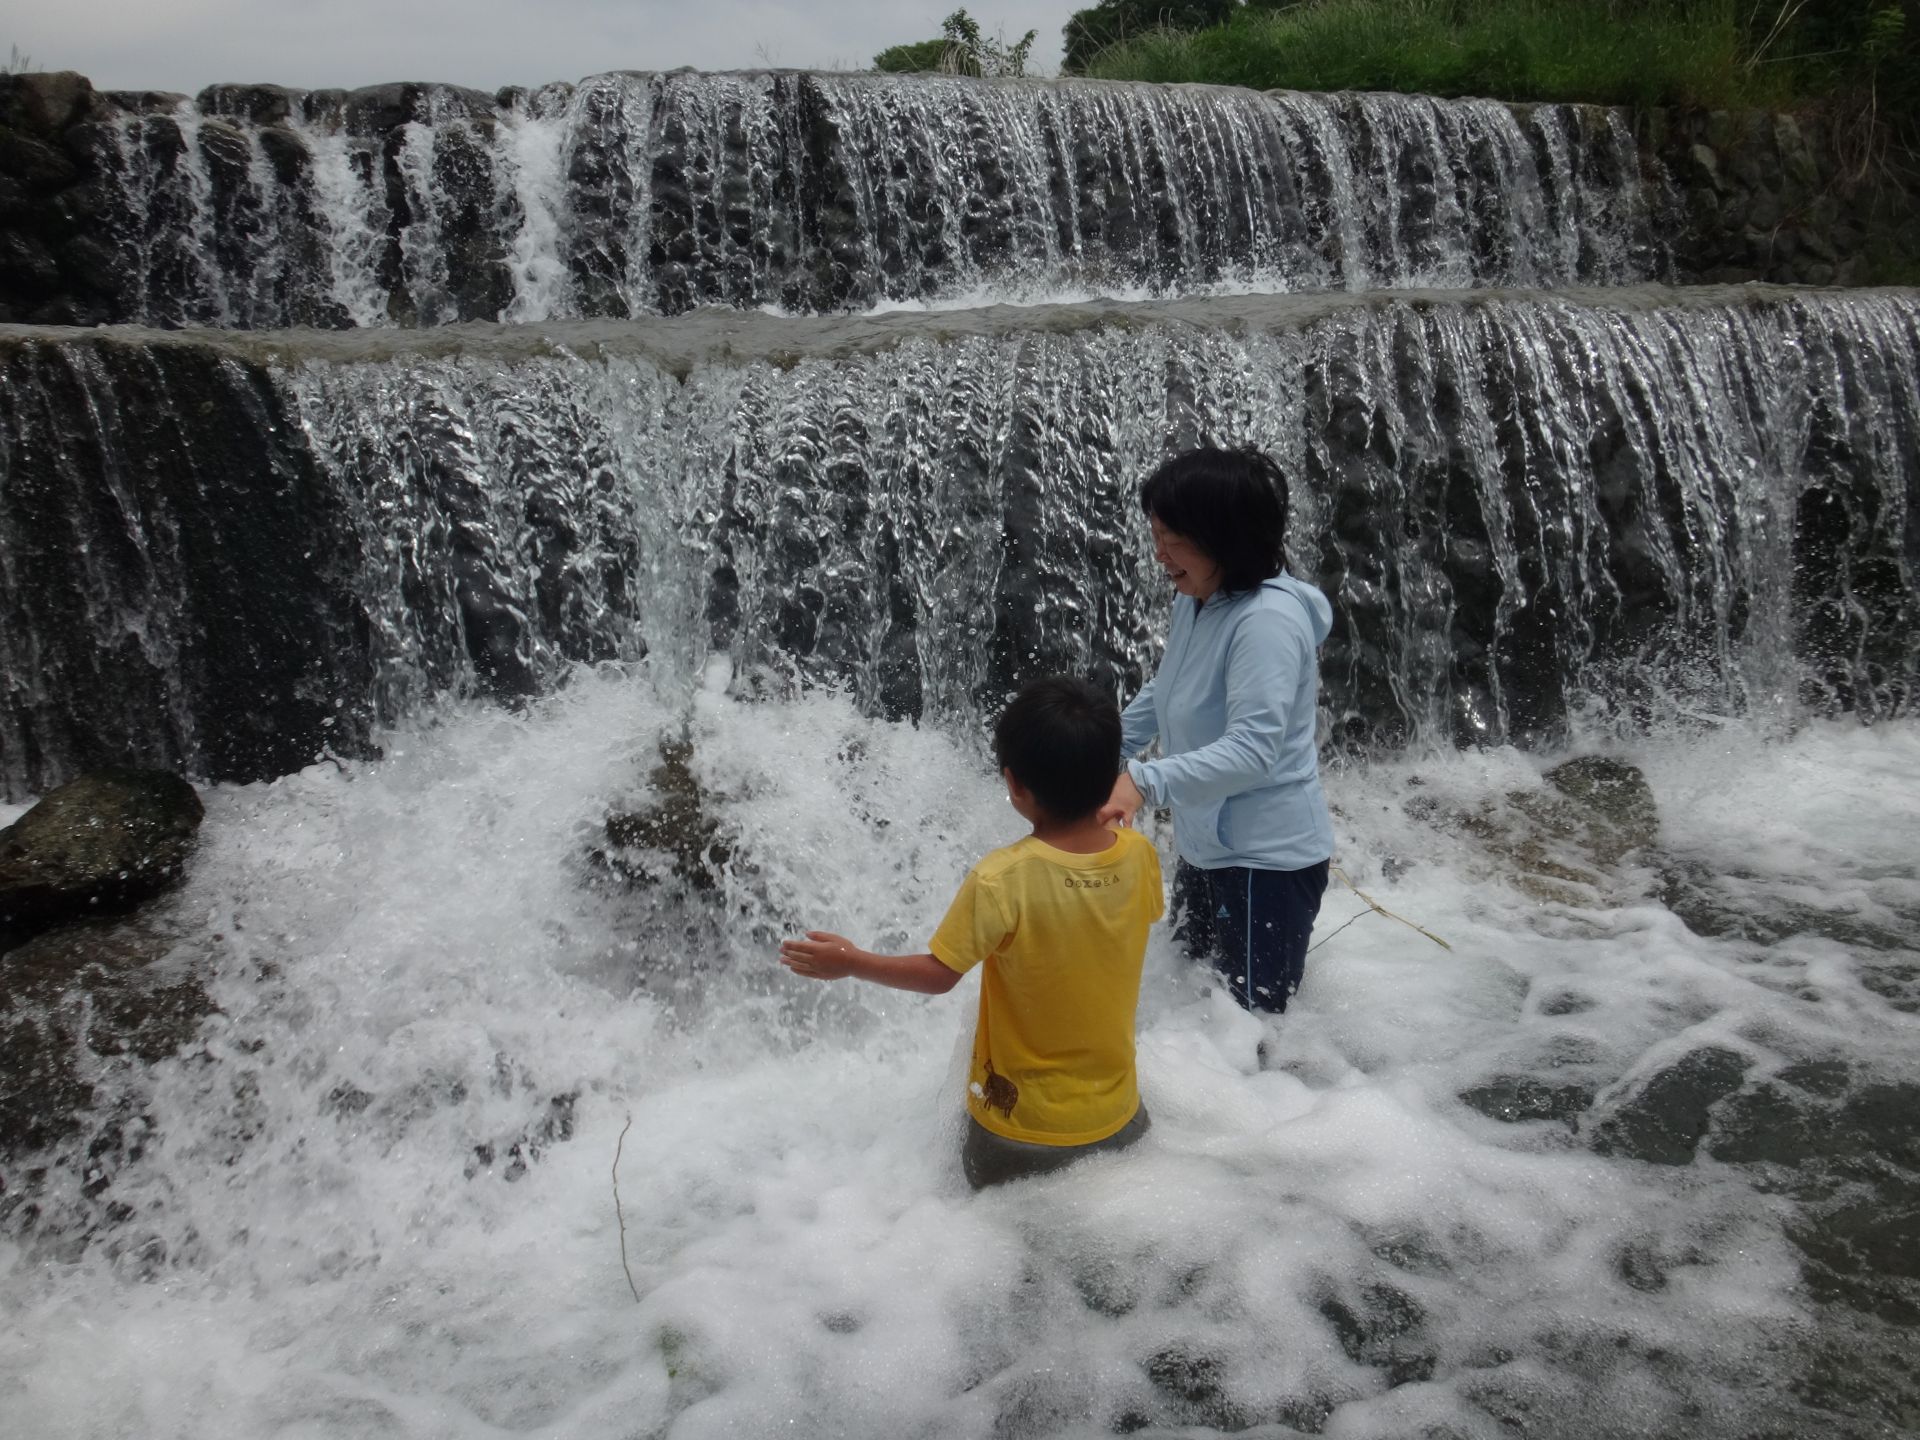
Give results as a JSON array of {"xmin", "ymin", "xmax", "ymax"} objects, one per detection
[{"xmin": 3, "ymin": 679, "xmax": 1914, "ymax": 1436}]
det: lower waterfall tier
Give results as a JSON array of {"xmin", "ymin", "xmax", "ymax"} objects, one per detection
[{"xmin": 1, "ymin": 284, "xmax": 1916, "ymax": 798}]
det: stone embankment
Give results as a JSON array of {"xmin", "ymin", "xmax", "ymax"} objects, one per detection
[{"xmin": 1640, "ymin": 105, "xmax": 1920, "ymax": 288}]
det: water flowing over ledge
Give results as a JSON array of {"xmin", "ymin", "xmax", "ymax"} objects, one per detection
[
  {"xmin": 75, "ymin": 71, "xmax": 1661, "ymax": 328},
  {"xmin": 2, "ymin": 285, "xmax": 1915, "ymax": 799}
]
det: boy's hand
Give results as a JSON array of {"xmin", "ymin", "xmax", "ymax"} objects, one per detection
[
  {"xmin": 780, "ymin": 931, "xmax": 864, "ymax": 981},
  {"xmin": 1098, "ymin": 769, "xmax": 1145, "ymax": 828}
]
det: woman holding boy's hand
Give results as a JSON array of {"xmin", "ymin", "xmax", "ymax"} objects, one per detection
[{"xmin": 1101, "ymin": 447, "xmax": 1334, "ymax": 1014}]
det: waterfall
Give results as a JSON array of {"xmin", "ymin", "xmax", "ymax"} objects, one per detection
[
  {"xmin": 5, "ymin": 58, "xmax": 1920, "ymax": 1440},
  {"xmin": 79, "ymin": 72, "xmax": 1664, "ymax": 329},
  {"xmin": 3, "ymin": 288, "xmax": 1914, "ymax": 800}
]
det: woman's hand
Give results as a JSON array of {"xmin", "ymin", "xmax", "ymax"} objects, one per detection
[
  {"xmin": 1098, "ymin": 769, "xmax": 1145, "ymax": 828},
  {"xmin": 779, "ymin": 931, "xmax": 864, "ymax": 981}
]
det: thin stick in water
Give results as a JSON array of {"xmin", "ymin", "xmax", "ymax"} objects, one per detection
[
  {"xmin": 1329, "ymin": 865, "xmax": 1453, "ymax": 951},
  {"xmin": 614, "ymin": 1113, "xmax": 640, "ymax": 1304}
]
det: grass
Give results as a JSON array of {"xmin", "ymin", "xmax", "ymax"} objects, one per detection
[{"xmin": 1081, "ymin": 0, "xmax": 1798, "ymax": 110}]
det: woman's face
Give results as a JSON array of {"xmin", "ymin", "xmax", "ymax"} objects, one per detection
[{"xmin": 1149, "ymin": 515, "xmax": 1223, "ymax": 601}]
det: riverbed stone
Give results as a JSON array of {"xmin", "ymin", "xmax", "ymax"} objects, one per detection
[
  {"xmin": 0, "ymin": 770, "xmax": 203, "ymax": 934},
  {"xmin": 590, "ymin": 736, "xmax": 733, "ymax": 893},
  {"xmin": 1459, "ymin": 1073, "xmax": 1594, "ymax": 1127},
  {"xmin": 0, "ymin": 916, "xmax": 213, "ymax": 1156},
  {"xmin": 1539, "ymin": 754, "xmax": 1658, "ymax": 864},
  {"xmin": 1590, "ymin": 1046, "xmax": 1750, "ymax": 1165}
]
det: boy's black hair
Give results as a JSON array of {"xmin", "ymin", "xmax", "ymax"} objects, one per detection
[
  {"xmin": 1139, "ymin": 446, "xmax": 1289, "ymax": 594},
  {"xmin": 993, "ymin": 675, "xmax": 1122, "ymax": 822}
]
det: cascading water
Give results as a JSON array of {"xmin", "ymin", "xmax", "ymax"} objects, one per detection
[
  {"xmin": 4, "ymin": 61, "xmax": 1920, "ymax": 1440},
  {"xmin": 82, "ymin": 71, "xmax": 1662, "ymax": 329},
  {"xmin": 3, "ymin": 288, "xmax": 1915, "ymax": 798}
]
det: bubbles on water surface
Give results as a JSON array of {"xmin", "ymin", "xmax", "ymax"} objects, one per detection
[{"xmin": 1, "ymin": 670, "xmax": 1916, "ymax": 1437}]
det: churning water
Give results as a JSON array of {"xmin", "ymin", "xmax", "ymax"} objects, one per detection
[
  {"xmin": 4, "ymin": 57, "xmax": 1919, "ymax": 1440},
  {"xmin": 1, "ymin": 668, "xmax": 1916, "ymax": 1437}
]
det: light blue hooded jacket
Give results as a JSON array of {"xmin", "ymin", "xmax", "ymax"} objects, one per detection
[{"xmin": 1121, "ymin": 573, "xmax": 1335, "ymax": 872}]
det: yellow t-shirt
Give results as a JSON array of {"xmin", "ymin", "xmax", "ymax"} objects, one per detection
[{"xmin": 929, "ymin": 827, "xmax": 1165, "ymax": 1146}]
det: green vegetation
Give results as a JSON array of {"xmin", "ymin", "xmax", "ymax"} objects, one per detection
[
  {"xmin": 1063, "ymin": 0, "xmax": 1235, "ymax": 74},
  {"xmin": 875, "ymin": 8, "xmax": 1038, "ymax": 77},
  {"xmin": 1069, "ymin": 0, "xmax": 1917, "ymax": 149},
  {"xmin": 1078, "ymin": 0, "xmax": 1760, "ymax": 106}
]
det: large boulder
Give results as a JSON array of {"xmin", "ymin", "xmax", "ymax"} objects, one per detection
[
  {"xmin": 0, "ymin": 71, "xmax": 94, "ymax": 136},
  {"xmin": 0, "ymin": 769, "xmax": 203, "ymax": 934}
]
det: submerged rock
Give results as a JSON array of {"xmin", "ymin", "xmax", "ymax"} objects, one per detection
[
  {"xmin": 0, "ymin": 916, "xmax": 213, "ymax": 1156},
  {"xmin": 590, "ymin": 736, "xmax": 733, "ymax": 894},
  {"xmin": 1459, "ymin": 1073, "xmax": 1595, "ymax": 1128},
  {"xmin": 0, "ymin": 770, "xmax": 203, "ymax": 935},
  {"xmin": 1404, "ymin": 755, "xmax": 1658, "ymax": 904},
  {"xmin": 1589, "ymin": 1045, "xmax": 1750, "ymax": 1165}
]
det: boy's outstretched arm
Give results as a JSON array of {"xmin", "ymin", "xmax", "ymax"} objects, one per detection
[{"xmin": 779, "ymin": 931, "xmax": 962, "ymax": 994}]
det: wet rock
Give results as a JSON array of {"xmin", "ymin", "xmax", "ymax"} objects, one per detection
[
  {"xmin": 1789, "ymin": 1190, "xmax": 1920, "ymax": 1326},
  {"xmin": 1536, "ymin": 755, "xmax": 1658, "ymax": 864},
  {"xmin": 1459, "ymin": 1073, "xmax": 1594, "ymax": 1127},
  {"xmin": 0, "ymin": 770, "xmax": 203, "ymax": 935},
  {"xmin": 0, "ymin": 71, "xmax": 94, "ymax": 135},
  {"xmin": 344, "ymin": 82, "xmax": 492, "ymax": 137},
  {"xmin": 195, "ymin": 83, "xmax": 302, "ymax": 126},
  {"xmin": 1404, "ymin": 755, "xmax": 1656, "ymax": 903},
  {"xmin": 0, "ymin": 231, "xmax": 60, "ymax": 296},
  {"xmin": 1144, "ymin": 1346, "xmax": 1248, "ymax": 1428},
  {"xmin": 0, "ymin": 916, "xmax": 213, "ymax": 1156},
  {"xmin": 1319, "ymin": 1281, "xmax": 1437, "ymax": 1387},
  {"xmin": 1589, "ymin": 1046, "xmax": 1750, "ymax": 1165},
  {"xmin": 589, "ymin": 736, "xmax": 734, "ymax": 893},
  {"xmin": 0, "ymin": 131, "xmax": 80, "ymax": 191},
  {"xmin": 1684, "ymin": 143, "xmax": 1721, "ymax": 192},
  {"xmin": 255, "ymin": 124, "xmax": 310, "ymax": 188},
  {"xmin": 54, "ymin": 232, "xmax": 120, "ymax": 294},
  {"xmin": 0, "ymin": 340, "xmax": 378, "ymax": 794},
  {"xmin": 1658, "ymin": 859, "xmax": 1920, "ymax": 953},
  {"xmin": 466, "ymin": 1090, "xmax": 578, "ymax": 1182},
  {"xmin": 92, "ymin": 90, "xmax": 189, "ymax": 117}
]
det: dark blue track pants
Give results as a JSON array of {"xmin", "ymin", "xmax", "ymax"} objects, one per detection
[{"xmin": 1172, "ymin": 858, "xmax": 1331, "ymax": 1013}]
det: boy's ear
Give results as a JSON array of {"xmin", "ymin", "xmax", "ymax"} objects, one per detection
[{"xmin": 1001, "ymin": 767, "xmax": 1029, "ymax": 800}]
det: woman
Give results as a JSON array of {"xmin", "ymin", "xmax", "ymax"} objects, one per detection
[{"xmin": 1101, "ymin": 446, "xmax": 1334, "ymax": 1013}]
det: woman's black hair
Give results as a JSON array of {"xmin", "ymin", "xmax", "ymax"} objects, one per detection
[
  {"xmin": 1139, "ymin": 446, "xmax": 1289, "ymax": 594},
  {"xmin": 993, "ymin": 675, "xmax": 1122, "ymax": 822}
]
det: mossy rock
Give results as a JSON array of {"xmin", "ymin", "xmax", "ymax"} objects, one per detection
[{"xmin": 0, "ymin": 769, "xmax": 203, "ymax": 935}]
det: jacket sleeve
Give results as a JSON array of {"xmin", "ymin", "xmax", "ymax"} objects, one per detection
[
  {"xmin": 1129, "ymin": 609, "xmax": 1301, "ymax": 808},
  {"xmin": 1119, "ymin": 674, "xmax": 1159, "ymax": 757}
]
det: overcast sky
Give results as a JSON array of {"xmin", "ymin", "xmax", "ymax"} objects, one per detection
[{"xmin": 5, "ymin": 1, "xmax": 1093, "ymax": 95}]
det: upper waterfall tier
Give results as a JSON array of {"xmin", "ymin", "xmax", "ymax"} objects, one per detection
[
  {"xmin": 79, "ymin": 71, "xmax": 1663, "ymax": 328},
  {"xmin": 2, "ymin": 284, "xmax": 1914, "ymax": 799}
]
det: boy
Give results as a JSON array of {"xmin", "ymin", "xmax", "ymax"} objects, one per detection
[{"xmin": 779, "ymin": 675, "xmax": 1165, "ymax": 1189}]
